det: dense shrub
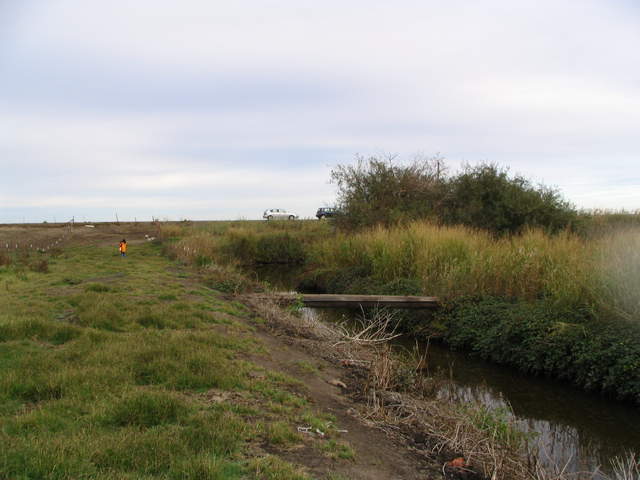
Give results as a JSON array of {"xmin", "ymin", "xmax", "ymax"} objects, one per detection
[
  {"xmin": 442, "ymin": 163, "xmax": 576, "ymax": 234},
  {"xmin": 438, "ymin": 297, "xmax": 640, "ymax": 404},
  {"xmin": 162, "ymin": 221, "xmax": 331, "ymax": 267},
  {"xmin": 255, "ymin": 233, "xmax": 306, "ymax": 264},
  {"xmin": 306, "ymin": 221, "xmax": 640, "ymax": 402},
  {"xmin": 310, "ymin": 222, "xmax": 596, "ymax": 310},
  {"xmin": 331, "ymin": 154, "xmax": 446, "ymax": 230},
  {"xmin": 201, "ymin": 264, "xmax": 256, "ymax": 294},
  {"xmin": 331, "ymin": 155, "xmax": 577, "ymax": 234},
  {"xmin": 571, "ymin": 209, "xmax": 640, "ymax": 238}
]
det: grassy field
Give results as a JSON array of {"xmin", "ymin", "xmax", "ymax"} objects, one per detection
[{"xmin": 0, "ymin": 226, "xmax": 358, "ymax": 479}]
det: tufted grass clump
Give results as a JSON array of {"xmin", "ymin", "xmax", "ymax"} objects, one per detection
[{"xmin": 103, "ymin": 390, "xmax": 191, "ymax": 427}]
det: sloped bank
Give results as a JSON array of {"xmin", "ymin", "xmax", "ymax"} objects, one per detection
[
  {"xmin": 300, "ymin": 267, "xmax": 640, "ymax": 405},
  {"xmin": 240, "ymin": 294, "xmax": 541, "ymax": 480},
  {"xmin": 300, "ymin": 222, "xmax": 640, "ymax": 405}
]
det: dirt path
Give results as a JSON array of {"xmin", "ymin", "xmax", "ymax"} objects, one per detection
[{"xmin": 250, "ymin": 330, "xmax": 431, "ymax": 479}]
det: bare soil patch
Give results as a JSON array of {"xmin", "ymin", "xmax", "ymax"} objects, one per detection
[
  {"xmin": 247, "ymin": 327, "xmax": 435, "ymax": 480},
  {"xmin": 0, "ymin": 222, "xmax": 158, "ymax": 249}
]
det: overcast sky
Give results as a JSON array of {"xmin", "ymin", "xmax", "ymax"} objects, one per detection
[{"xmin": 1, "ymin": 1, "xmax": 639, "ymax": 222}]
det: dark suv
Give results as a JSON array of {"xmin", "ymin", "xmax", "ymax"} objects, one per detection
[{"xmin": 316, "ymin": 207, "xmax": 337, "ymax": 219}]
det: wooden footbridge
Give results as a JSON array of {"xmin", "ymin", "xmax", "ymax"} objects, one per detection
[{"xmin": 248, "ymin": 293, "xmax": 440, "ymax": 309}]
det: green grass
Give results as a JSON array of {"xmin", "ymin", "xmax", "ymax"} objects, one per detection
[
  {"xmin": 325, "ymin": 474, "xmax": 351, "ymax": 480},
  {"xmin": 293, "ymin": 360, "xmax": 320, "ymax": 375},
  {"xmin": 262, "ymin": 421, "xmax": 301, "ymax": 446},
  {"xmin": 0, "ymin": 239, "xmax": 326, "ymax": 478},
  {"xmin": 466, "ymin": 405, "xmax": 530, "ymax": 451},
  {"xmin": 247, "ymin": 455, "xmax": 310, "ymax": 480},
  {"xmin": 307, "ymin": 220, "xmax": 640, "ymax": 321},
  {"xmin": 319, "ymin": 439, "xmax": 355, "ymax": 460}
]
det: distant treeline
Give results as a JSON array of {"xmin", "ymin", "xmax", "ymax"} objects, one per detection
[{"xmin": 330, "ymin": 155, "xmax": 640, "ymax": 236}]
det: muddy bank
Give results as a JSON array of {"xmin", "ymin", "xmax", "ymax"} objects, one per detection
[{"xmin": 239, "ymin": 293, "xmax": 573, "ymax": 480}]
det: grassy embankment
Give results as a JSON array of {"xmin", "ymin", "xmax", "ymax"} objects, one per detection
[
  {"xmin": 0, "ymin": 237, "xmax": 353, "ymax": 479},
  {"xmin": 310, "ymin": 222, "xmax": 640, "ymax": 404},
  {"xmin": 167, "ymin": 218, "xmax": 640, "ymax": 404}
]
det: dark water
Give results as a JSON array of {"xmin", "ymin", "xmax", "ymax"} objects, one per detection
[
  {"xmin": 251, "ymin": 265, "xmax": 640, "ymax": 476},
  {"xmin": 422, "ymin": 342, "xmax": 640, "ymax": 475}
]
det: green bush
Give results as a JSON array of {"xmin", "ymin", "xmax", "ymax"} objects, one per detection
[
  {"xmin": 571, "ymin": 210, "xmax": 640, "ymax": 238},
  {"xmin": 221, "ymin": 232, "xmax": 258, "ymax": 264},
  {"xmin": 439, "ymin": 297, "xmax": 640, "ymax": 404},
  {"xmin": 255, "ymin": 233, "xmax": 306, "ymax": 264},
  {"xmin": 331, "ymin": 154, "xmax": 446, "ymax": 229},
  {"xmin": 442, "ymin": 163, "xmax": 576, "ymax": 235},
  {"xmin": 331, "ymin": 155, "xmax": 576, "ymax": 234}
]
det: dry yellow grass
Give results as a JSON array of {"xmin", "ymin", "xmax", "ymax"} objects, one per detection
[{"xmin": 310, "ymin": 220, "xmax": 640, "ymax": 318}]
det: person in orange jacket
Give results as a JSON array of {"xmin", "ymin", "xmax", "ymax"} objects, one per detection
[{"xmin": 119, "ymin": 239, "xmax": 127, "ymax": 257}]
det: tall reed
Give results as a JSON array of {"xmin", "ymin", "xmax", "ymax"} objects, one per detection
[{"xmin": 310, "ymin": 220, "xmax": 640, "ymax": 319}]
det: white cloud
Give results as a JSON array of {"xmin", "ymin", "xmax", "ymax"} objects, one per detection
[{"xmin": 2, "ymin": 0, "xmax": 640, "ymax": 221}]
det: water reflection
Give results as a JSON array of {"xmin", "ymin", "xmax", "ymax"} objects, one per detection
[
  {"xmin": 425, "ymin": 342, "xmax": 640, "ymax": 475},
  {"xmin": 302, "ymin": 307, "xmax": 640, "ymax": 477}
]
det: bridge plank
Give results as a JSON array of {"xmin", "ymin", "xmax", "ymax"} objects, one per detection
[{"xmin": 248, "ymin": 293, "xmax": 440, "ymax": 309}]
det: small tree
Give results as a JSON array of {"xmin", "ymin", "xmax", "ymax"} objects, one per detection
[
  {"xmin": 442, "ymin": 163, "xmax": 576, "ymax": 234},
  {"xmin": 330, "ymin": 154, "xmax": 447, "ymax": 229}
]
